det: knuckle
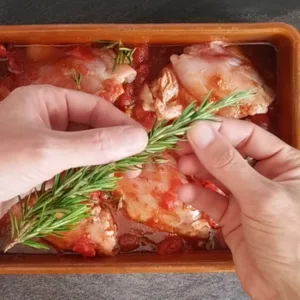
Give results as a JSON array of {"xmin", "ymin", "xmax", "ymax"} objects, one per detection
[{"xmin": 211, "ymin": 147, "xmax": 237, "ymax": 171}]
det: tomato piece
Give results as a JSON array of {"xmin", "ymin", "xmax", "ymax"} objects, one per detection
[
  {"xmin": 90, "ymin": 191, "xmax": 107, "ymax": 201},
  {"xmin": 133, "ymin": 44, "xmax": 149, "ymax": 65},
  {"xmin": 73, "ymin": 239, "xmax": 96, "ymax": 257},
  {"xmin": 0, "ymin": 44, "xmax": 7, "ymax": 58},
  {"xmin": 160, "ymin": 191, "xmax": 178, "ymax": 210},
  {"xmin": 118, "ymin": 234, "xmax": 140, "ymax": 252},
  {"xmin": 116, "ymin": 93, "xmax": 135, "ymax": 108},
  {"xmin": 135, "ymin": 63, "xmax": 150, "ymax": 88},
  {"xmin": 115, "ymin": 83, "xmax": 136, "ymax": 108},
  {"xmin": 132, "ymin": 103, "xmax": 155, "ymax": 131},
  {"xmin": 7, "ymin": 50, "xmax": 24, "ymax": 74},
  {"xmin": 66, "ymin": 46, "xmax": 94, "ymax": 61},
  {"xmin": 97, "ymin": 78, "xmax": 124, "ymax": 103},
  {"xmin": 157, "ymin": 236, "xmax": 184, "ymax": 255}
]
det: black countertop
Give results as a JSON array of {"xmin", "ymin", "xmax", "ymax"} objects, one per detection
[{"xmin": 0, "ymin": 1, "xmax": 299, "ymax": 299}]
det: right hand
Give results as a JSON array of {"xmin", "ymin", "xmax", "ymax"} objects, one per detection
[{"xmin": 177, "ymin": 119, "xmax": 300, "ymax": 300}]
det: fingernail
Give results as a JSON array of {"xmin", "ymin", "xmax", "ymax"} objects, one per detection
[
  {"xmin": 123, "ymin": 126, "xmax": 148, "ymax": 152},
  {"xmin": 188, "ymin": 122, "xmax": 215, "ymax": 149}
]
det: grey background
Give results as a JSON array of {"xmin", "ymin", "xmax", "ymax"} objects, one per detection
[{"xmin": 0, "ymin": 0, "xmax": 299, "ymax": 299}]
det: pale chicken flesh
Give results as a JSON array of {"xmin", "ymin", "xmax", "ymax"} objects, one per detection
[
  {"xmin": 140, "ymin": 42, "xmax": 275, "ymax": 121},
  {"xmin": 117, "ymin": 154, "xmax": 210, "ymax": 239}
]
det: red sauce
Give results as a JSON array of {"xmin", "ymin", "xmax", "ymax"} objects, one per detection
[
  {"xmin": 118, "ymin": 234, "xmax": 140, "ymax": 252},
  {"xmin": 0, "ymin": 44, "xmax": 7, "ymax": 58},
  {"xmin": 73, "ymin": 239, "xmax": 96, "ymax": 257},
  {"xmin": 66, "ymin": 45, "xmax": 94, "ymax": 61},
  {"xmin": 157, "ymin": 236, "xmax": 184, "ymax": 255}
]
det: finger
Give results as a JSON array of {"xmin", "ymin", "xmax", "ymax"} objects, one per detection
[
  {"xmin": 178, "ymin": 183, "xmax": 228, "ymax": 222},
  {"xmin": 254, "ymin": 146, "xmax": 300, "ymax": 180},
  {"xmin": 176, "ymin": 141, "xmax": 193, "ymax": 156},
  {"xmin": 45, "ymin": 125, "xmax": 148, "ymax": 171},
  {"xmin": 18, "ymin": 85, "xmax": 138, "ymax": 130},
  {"xmin": 200, "ymin": 118, "xmax": 286, "ymax": 160},
  {"xmin": 187, "ymin": 120, "xmax": 273, "ymax": 202}
]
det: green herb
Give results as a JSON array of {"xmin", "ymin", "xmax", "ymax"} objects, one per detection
[
  {"xmin": 71, "ymin": 69, "xmax": 82, "ymax": 89},
  {"xmin": 94, "ymin": 40, "xmax": 136, "ymax": 71},
  {"xmin": 4, "ymin": 89, "xmax": 255, "ymax": 252}
]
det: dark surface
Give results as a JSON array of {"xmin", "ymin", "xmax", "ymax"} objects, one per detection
[
  {"xmin": 0, "ymin": 1, "xmax": 299, "ymax": 300},
  {"xmin": 0, "ymin": 0, "xmax": 298, "ymax": 26}
]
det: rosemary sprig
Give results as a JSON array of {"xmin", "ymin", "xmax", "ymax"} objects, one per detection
[
  {"xmin": 95, "ymin": 40, "xmax": 136, "ymax": 71},
  {"xmin": 70, "ymin": 69, "xmax": 82, "ymax": 89},
  {"xmin": 4, "ymin": 89, "xmax": 255, "ymax": 252}
]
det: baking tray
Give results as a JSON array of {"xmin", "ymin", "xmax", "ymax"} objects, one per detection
[{"xmin": 0, "ymin": 22, "xmax": 299, "ymax": 274}]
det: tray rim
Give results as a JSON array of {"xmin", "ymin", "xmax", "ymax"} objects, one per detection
[{"xmin": 0, "ymin": 21, "xmax": 299, "ymax": 274}]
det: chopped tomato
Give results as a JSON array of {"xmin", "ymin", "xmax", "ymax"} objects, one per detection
[
  {"xmin": 157, "ymin": 236, "xmax": 184, "ymax": 255},
  {"xmin": 73, "ymin": 239, "xmax": 96, "ymax": 257},
  {"xmin": 66, "ymin": 46, "xmax": 94, "ymax": 61},
  {"xmin": 7, "ymin": 50, "xmax": 24, "ymax": 74},
  {"xmin": 160, "ymin": 177, "xmax": 182, "ymax": 210},
  {"xmin": 135, "ymin": 63, "xmax": 150, "ymax": 88},
  {"xmin": 0, "ymin": 44, "xmax": 7, "ymax": 58},
  {"xmin": 90, "ymin": 191, "xmax": 106, "ymax": 201},
  {"xmin": 132, "ymin": 103, "xmax": 155, "ymax": 131},
  {"xmin": 118, "ymin": 234, "xmax": 140, "ymax": 252},
  {"xmin": 133, "ymin": 44, "xmax": 149, "ymax": 65},
  {"xmin": 115, "ymin": 83, "xmax": 136, "ymax": 108},
  {"xmin": 97, "ymin": 78, "xmax": 124, "ymax": 103}
]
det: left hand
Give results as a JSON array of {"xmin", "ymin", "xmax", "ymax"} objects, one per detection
[{"xmin": 0, "ymin": 84, "xmax": 148, "ymax": 204}]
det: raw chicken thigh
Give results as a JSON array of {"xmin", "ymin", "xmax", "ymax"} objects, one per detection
[
  {"xmin": 140, "ymin": 42, "xmax": 275, "ymax": 121},
  {"xmin": 7, "ymin": 45, "xmax": 137, "ymax": 103},
  {"xmin": 117, "ymin": 154, "xmax": 210, "ymax": 239}
]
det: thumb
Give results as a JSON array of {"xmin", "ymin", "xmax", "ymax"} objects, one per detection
[
  {"xmin": 187, "ymin": 121, "xmax": 269, "ymax": 202},
  {"xmin": 46, "ymin": 125, "xmax": 148, "ymax": 171}
]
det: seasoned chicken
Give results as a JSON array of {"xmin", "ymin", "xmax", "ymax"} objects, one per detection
[
  {"xmin": 9, "ymin": 45, "xmax": 137, "ymax": 103},
  {"xmin": 116, "ymin": 154, "xmax": 210, "ymax": 239},
  {"xmin": 2, "ymin": 199, "xmax": 118, "ymax": 257},
  {"xmin": 140, "ymin": 42, "xmax": 275, "ymax": 121}
]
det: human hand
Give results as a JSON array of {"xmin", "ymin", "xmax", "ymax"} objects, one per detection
[
  {"xmin": 0, "ymin": 85, "xmax": 148, "ymax": 203},
  {"xmin": 177, "ymin": 119, "xmax": 300, "ymax": 300}
]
